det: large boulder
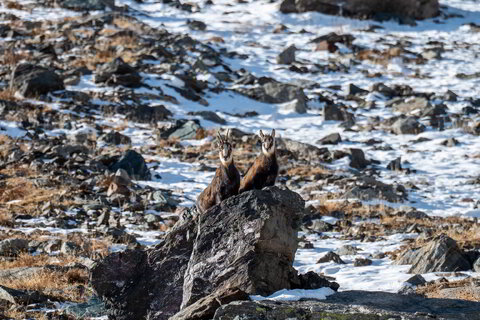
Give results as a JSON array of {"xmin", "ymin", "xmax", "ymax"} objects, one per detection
[
  {"xmin": 395, "ymin": 234, "xmax": 471, "ymax": 273},
  {"xmin": 181, "ymin": 187, "xmax": 304, "ymax": 308},
  {"xmin": 91, "ymin": 187, "xmax": 336, "ymax": 319},
  {"xmin": 10, "ymin": 64, "xmax": 64, "ymax": 98},
  {"xmin": 280, "ymin": 0, "xmax": 439, "ymax": 22}
]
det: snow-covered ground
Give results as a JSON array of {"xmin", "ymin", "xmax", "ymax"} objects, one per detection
[{"xmin": 1, "ymin": 0, "xmax": 479, "ymax": 297}]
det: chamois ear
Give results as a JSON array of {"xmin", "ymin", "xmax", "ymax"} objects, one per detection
[
  {"xmin": 216, "ymin": 130, "xmax": 224, "ymax": 144},
  {"xmin": 271, "ymin": 129, "xmax": 275, "ymax": 138},
  {"xmin": 259, "ymin": 130, "xmax": 265, "ymax": 139},
  {"xmin": 226, "ymin": 128, "xmax": 231, "ymax": 141}
]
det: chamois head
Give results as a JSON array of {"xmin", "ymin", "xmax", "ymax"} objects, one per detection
[
  {"xmin": 216, "ymin": 129, "xmax": 233, "ymax": 166},
  {"xmin": 259, "ymin": 129, "xmax": 276, "ymax": 156}
]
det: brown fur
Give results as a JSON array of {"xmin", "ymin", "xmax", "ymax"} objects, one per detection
[
  {"xmin": 239, "ymin": 129, "xmax": 278, "ymax": 193},
  {"xmin": 196, "ymin": 130, "xmax": 240, "ymax": 214}
]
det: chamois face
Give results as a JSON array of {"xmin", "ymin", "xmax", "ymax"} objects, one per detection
[
  {"xmin": 216, "ymin": 130, "xmax": 233, "ymax": 166},
  {"xmin": 259, "ymin": 129, "xmax": 276, "ymax": 156}
]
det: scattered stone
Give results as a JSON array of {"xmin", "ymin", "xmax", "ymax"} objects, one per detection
[
  {"xmin": 159, "ymin": 119, "xmax": 202, "ymax": 140},
  {"xmin": 347, "ymin": 148, "xmax": 370, "ymax": 170},
  {"xmin": 317, "ymin": 132, "xmax": 341, "ymax": 145},
  {"xmin": 422, "ymin": 49, "xmax": 441, "ymax": 60},
  {"xmin": 396, "ymin": 234, "xmax": 471, "ymax": 273},
  {"xmin": 474, "ymin": 257, "xmax": 480, "ymax": 272},
  {"xmin": 279, "ymin": 0, "xmax": 440, "ymax": 21},
  {"xmin": 60, "ymin": 241, "xmax": 81, "ymax": 255},
  {"xmin": 347, "ymin": 83, "xmax": 368, "ymax": 95},
  {"xmin": 441, "ymin": 137, "xmax": 459, "ymax": 147},
  {"xmin": 57, "ymin": 0, "xmax": 113, "ymax": 11},
  {"xmin": 0, "ymin": 238, "xmax": 29, "ymax": 256},
  {"xmin": 100, "ymin": 131, "xmax": 132, "ymax": 145},
  {"xmin": 317, "ymin": 251, "xmax": 346, "ymax": 264},
  {"xmin": 393, "ymin": 97, "xmax": 430, "ymax": 114},
  {"xmin": 324, "ymin": 104, "xmax": 346, "ymax": 121},
  {"xmin": 188, "ymin": 111, "xmax": 226, "ymax": 124},
  {"xmin": 342, "ymin": 175, "xmax": 407, "ymax": 203},
  {"xmin": 187, "ymin": 19, "xmax": 207, "ymax": 31},
  {"xmin": 10, "ymin": 63, "xmax": 64, "ymax": 98},
  {"xmin": 126, "ymin": 105, "xmax": 172, "ymax": 123},
  {"xmin": 392, "ymin": 117, "xmax": 426, "ymax": 135},
  {"xmin": 405, "ymin": 274, "xmax": 427, "ymax": 287},
  {"xmin": 336, "ymin": 245, "xmax": 358, "ymax": 256},
  {"xmin": 387, "ymin": 157, "xmax": 402, "ymax": 171},
  {"xmin": 354, "ymin": 258, "xmax": 372, "ymax": 267},
  {"xmin": 95, "ymin": 58, "xmax": 142, "ymax": 88},
  {"xmin": 65, "ymin": 296, "xmax": 107, "ymax": 319},
  {"xmin": 109, "ymin": 150, "xmax": 151, "ymax": 180},
  {"xmin": 276, "ymin": 45, "xmax": 296, "ymax": 65},
  {"xmin": 0, "ymin": 285, "xmax": 54, "ymax": 306},
  {"xmin": 236, "ymin": 82, "xmax": 307, "ymax": 114},
  {"xmin": 299, "ymin": 241, "xmax": 314, "ymax": 249},
  {"xmin": 277, "ymin": 137, "xmax": 329, "ymax": 160}
]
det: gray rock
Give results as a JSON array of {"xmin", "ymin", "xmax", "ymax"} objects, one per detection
[
  {"xmin": 159, "ymin": 119, "xmax": 202, "ymax": 140},
  {"xmin": 405, "ymin": 274, "xmax": 427, "ymax": 287},
  {"xmin": 187, "ymin": 19, "xmax": 206, "ymax": 31},
  {"xmin": 422, "ymin": 49, "xmax": 441, "ymax": 60},
  {"xmin": 342, "ymin": 176, "xmax": 407, "ymax": 203},
  {"xmin": 61, "ymin": 241, "xmax": 81, "ymax": 255},
  {"xmin": 393, "ymin": 97, "xmax": 430, "ymax": 114},
  {"xmin": 100, "ymin": 131, "xmax": 132, "ymax": 145},
  {"xmin": 387, "ymin": 157, "xmax": 402, "ymax": 171},
  {"xmin": 317, "ymin": 251, "xmax": 346, "ymax": 264},
  {"xmin": 392, "ymin": 117, "xmax": 426, "ymax": 135},
  {"xmin": 188, "ymin": 111, "xmax": 226, "ymax": 124},
  {"xmin": 65, "ymin": 296, "xmax": 107, "ymax": 318},
  {"xmin": 347, "ymin": 148, "xmax": 370, "ymax": 170},
  {"xmin": 236, "ymin": 82, "xmax": 307, "ymax": 114},
  {"xmin": 317, "ymin": 132, "xmax": 341, "ymax": 145},
  {"xmin": 214, "ymin": 291, "xmax": 480, "ymax": 320},
  {"xmin": 395, "ymin": 234, "xmax": 471, "ymax": 273},
  {"xmin": 110, "ymin": 150, "xmax": 151, "ymax": 180},
  {"xmin": 181, "ymin": 187, "xmax": 305, "ymax": 308},
  {"xmin": 126, "ymin": 105, "xmax": 172, "ymax": 123},
  {"xmin": 10, "ymin": 63, "xmax": 64, "ymax": 98},
  {"xmin": 474, "ymin": 257, "xmax": 480, "ymax": 272},
  {"xmin": 336, "ymin": 245, "xmax": 358, "ymax": 256},
  {"xmin": 347, "ymin": 83, "xmax": 368, "ymax": 95},
  {"xmin": 441, "ymin": 137, "xmax": 459, "ymax": 147},
  {"xmin": 95, "ymin": 58, "xmax": 141, "ymax": 88},
  {"xmin": 354, "ymin": 258, "xmax": 372, "ymax": 267},
  {"xmin": 0, "ymin": 285, "xmax": 54, "ymax": 306},
  {"xmin": 277, "ymin": 45, "xmax": 296, "ymax": 65},
  {"xmin": 57, "ymin": 0, "xmax": 113, "ymax": 11},
  {"xmin": 279, "ymin": 0, "xmax": 439, "ymax": 21},
  {"xmin": 324, "ymin": 104, "xmax": 346, "ymax": 121},
  {"xmin": 0, "ymin": 238, "xmax": 28, "ymax": 256},
  {"xmin": 276, "ymin": 137, "xmax": 328, "ymax": 160},
  {"xmin": 91, "ymin": 188, "xmax": 336, "ymax": 320}
]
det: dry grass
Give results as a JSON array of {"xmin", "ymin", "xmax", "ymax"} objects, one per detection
[
  {"xmin": 0, "ymin": 87, "xmax": 17, "ymax": 101},
  {"xmin": 0, "ymin": 268, "xmax": 89, "ymax": 303},
  {"xmin": 0, "ymin": 171, "xmax": 70, "ymax": 217},
  {"xmin": 0, "ymin": 253, "xmax": 79, "ymax": 269},
  {"xmin": 417, "ymin": 278, "xmax": 480, "ymax": 302},
  {"xmin": 0, "ymin": 211, "xmax": 14, "ymax": 227},
  {"xmin": 2, "ymin": 48, "xmax": 29, "ymax": 66}
]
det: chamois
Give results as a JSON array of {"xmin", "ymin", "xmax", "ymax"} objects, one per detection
[
  {"xmin": 239, "ymin": 129, "xmax": 278, "ymax": 193},
  {"xmin": 195, "ymin": 129, "xmax": 241, "ymax": 214}
]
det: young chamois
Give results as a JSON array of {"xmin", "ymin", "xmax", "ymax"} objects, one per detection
[
  {"xmin": 239, "ymin": 129, "xmax": 278, "ymax": 193},
  {"xmin": 195, "ymin": 129, "xmax": 241, "ymax": 214}
]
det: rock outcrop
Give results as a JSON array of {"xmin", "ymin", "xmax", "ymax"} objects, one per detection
[
  {"xmin": 280, "ymin": 0, "xmax": 439, "ymax": 22},
  {"xmin": 395, "ymin": 234, "xmax": 472, "ymax": 273},
  {"xmin": 213, "ymin": 291, "xmax": 480, "ymax": 320},
  {"xmin": 91, "ymin": 187, "xmax": 337, "ymax": 319}
]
